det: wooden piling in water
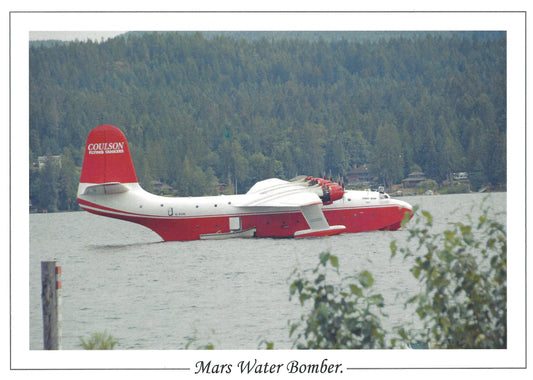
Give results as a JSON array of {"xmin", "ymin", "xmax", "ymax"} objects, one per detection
[{"xmin": 41, "ymin": 261, "xmax": 62, "ymax": 350}]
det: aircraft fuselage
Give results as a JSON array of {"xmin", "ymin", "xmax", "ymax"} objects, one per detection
[{"xmin": 78, "ymin": 183, "xmax": 412, "ymax": 241}]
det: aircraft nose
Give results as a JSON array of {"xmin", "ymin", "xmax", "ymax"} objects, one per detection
[
  {"xmin": 402, "ymin": 200, "xmax": 413, "ymax": 211},
  {"xmin": 394, "ymin": 198, "xmax": 414, "ymax": 218}
]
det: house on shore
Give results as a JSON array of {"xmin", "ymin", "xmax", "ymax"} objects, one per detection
[
  {"xmin": 35, "ymin": 155, "xmax": 62, "ymax": 169},
  {"xmin": 151, "ymin": 180, "xmax": 174, "ymax": 195},
  {"xmin": 402, "ymin": 171, "xmax": 426, "ymax": 188},
  {"xmin": 345, "ymin": 164, "xmax": 378, "ymax": 188}
]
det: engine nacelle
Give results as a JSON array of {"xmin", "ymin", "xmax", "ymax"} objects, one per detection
[
  {"xmin": 305, "ymin": 176, "xmax": 345, "ymax": 205},
  {"xmin": 324, "ymin": 182, "xmax": 344, "ymax": 204}
]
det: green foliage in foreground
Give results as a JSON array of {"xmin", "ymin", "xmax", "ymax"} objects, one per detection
[
  {"xmin": 80, "ymin": 332, "xmax": 118, "ymax": 350},
  {"xmin": 289, "ymin": 252, "xmax": 387, "ymax": 349},
  {"xmin": 392, "ymin": 206, "xmax": 507, "ymax": 348},
  {"xmin": 290, "ymin": 206, "xmax": 506, "ymax": 349}
]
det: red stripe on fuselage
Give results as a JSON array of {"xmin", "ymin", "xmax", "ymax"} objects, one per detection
[
  {"xmin": 77, "ymin": 198, "xmax": 149, "ymax": 217},
  {"xmin": 77, "ymin": 197, "xmax": 411, "ymax": 241}
]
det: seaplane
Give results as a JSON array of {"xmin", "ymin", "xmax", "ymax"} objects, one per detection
[{"xmin": 77, "ymin": 125, "xmax": 413, "ymax": 241}]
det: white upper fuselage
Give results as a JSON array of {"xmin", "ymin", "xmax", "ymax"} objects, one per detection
[{"xmin": 78, "ymin": 181, "xmax": 410, "ymax": 220}]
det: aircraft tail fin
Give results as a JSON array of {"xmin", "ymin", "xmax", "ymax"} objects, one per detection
[{"xmin": 79, "ymin": 125, "xmax": 138, "ymax": 185}]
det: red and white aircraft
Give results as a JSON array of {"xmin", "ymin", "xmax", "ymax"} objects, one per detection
[{"xmin": 77, "ymin": 125, "xmax": 413, "ymax": 241}]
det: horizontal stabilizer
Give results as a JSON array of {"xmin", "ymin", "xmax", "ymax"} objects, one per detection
[{"xmin": 81, "ymin": 182, "xmax": 130, "ymax": 195}]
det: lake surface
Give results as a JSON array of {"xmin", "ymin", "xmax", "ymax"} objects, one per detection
[{"xmin": 29, "ymin": 192, "xmax": 506, "ymax": 350}]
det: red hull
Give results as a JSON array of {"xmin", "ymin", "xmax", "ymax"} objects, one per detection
[{"xmin": 78, "ymin": 198, "xmax": 411, "ymax": 241}]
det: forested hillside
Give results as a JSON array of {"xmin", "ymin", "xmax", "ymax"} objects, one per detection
[{"xmin": 29, "ymin": 31, "xmax": 506, "ymax": 212}]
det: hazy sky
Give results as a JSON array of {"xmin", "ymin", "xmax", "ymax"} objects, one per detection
[{"xmin": 29, "ymin": 31, "xmax": 126, "ymax": 42}]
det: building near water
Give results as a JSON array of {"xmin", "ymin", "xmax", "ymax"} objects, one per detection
[{"xmin": 401, "ymin": 171, "xmax": 427, "ymax": 188}]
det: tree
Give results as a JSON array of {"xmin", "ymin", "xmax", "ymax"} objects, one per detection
[
  {"xmin": 293, "ymin": 123, "xmax": 327, "ymax": 176},
  {"xmin": 219, "ymin": 139, "xmax": 250, "ymax": 193},
  {"xmin": 438, "ymin": 123, "xmax": 464, "ymax": 183},
  {"xmin": 469, "ymin": 159, "xmax": 488, "ymax": 191},
  {"xmin": 38, "ymin": 156, "xmax": 60, "ymax": 212},
  {"xmin": 325, "ymin": 134, "xmax": 349, "ymax": 176},
  {"xmin": 374, "ymin": 123, "xmax": 404, "ymax": 189},
  {"xmin": 29, "ymin": 154, "xmax": 41, "ymax": 210},
  {"xmin": 249, "ymin": 152, "xmax": 283, "ymax": 185},
  {"xmin": 57, "ymin": 148, "xmax": 79, "ymax": 210},
  {"xmin": 177, "ymin": 156, "xmax": 218, "ymax": 196}
]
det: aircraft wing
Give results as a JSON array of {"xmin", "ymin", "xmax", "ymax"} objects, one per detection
[
  {"xmin": 235, "ymin": 178, "xmax": 346, "ymax": 237},
  {"xmin": 235, "ymin": 178, "xmax": 321, "ymax": 208}
]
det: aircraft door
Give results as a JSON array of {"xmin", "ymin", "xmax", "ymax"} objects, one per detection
[{"xmin": 229, "ymin": 217, "xmax": 241, "ymax": 231}]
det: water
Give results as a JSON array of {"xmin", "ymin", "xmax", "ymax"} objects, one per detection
[{"xmin": 29, "ymin": 192, "xmax": 506, "ymax": 350}]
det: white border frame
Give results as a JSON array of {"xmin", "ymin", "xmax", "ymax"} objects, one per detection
[{"xmin": 9, "ymin": 11, "xmax": 526, "ymax": 373}]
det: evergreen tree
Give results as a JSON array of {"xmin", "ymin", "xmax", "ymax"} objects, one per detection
[
  {"xmin": 28, "ymin": 31, "xmax": 507, "ymax": 210},
  {"xmin": 57, "ymin": 148, "xmax": 79, "ymax": 210},
  {"xmin": 38, "ymin": 157, "xmax": 60, "ymax": 212},
  {"xmin": 374, "ymin": 123, "xmax": 404, "ymax": 189}
]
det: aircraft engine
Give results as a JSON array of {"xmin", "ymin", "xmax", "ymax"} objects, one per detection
[{"xmin": 305, "ymin": 176, "xmax": 345, "ymax": 205}]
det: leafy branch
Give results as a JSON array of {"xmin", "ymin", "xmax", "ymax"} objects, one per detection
[{"xmin": 289, "ymin": 251, "xmax": 387, "ymax": 349}]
